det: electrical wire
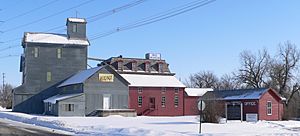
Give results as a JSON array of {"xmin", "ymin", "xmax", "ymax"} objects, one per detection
[
  {"xmin": 43, "ymin": 0, "xmax": 148, "ymax": 33},
  {"xmin": 0, "ymin": 45, "xmax": 19, "ymax": 52},
  {"xmin": 89, "ymin": 0, "xmax": 216, "ymax": 41},
  {"xmin": 3, "ymin": 0, "xmax": 59, "ymax": 23},
  {"xmin": 2, "ymin": 0, "xmax": 96, "ymax": 33},
  {"xmin": 0, "ymin": 54, "xmax": 19, "ymax": 59},
  {"xmin": 1, "ymin": 0, "xmax": 147, "ymax": 44}
]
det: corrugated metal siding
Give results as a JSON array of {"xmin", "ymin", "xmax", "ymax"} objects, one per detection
[
  {"xmin": 13, "ymin": 42, "xmax": 87, "ymax": 114},
  {"xmin": 58, "ymin": 94, "xmax": 85, "ymax": 116},
  {"xmin": 84, "ymin": 67, "xmax": 129, "ymax": 115}
]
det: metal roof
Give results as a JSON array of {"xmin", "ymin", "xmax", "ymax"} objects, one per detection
[
  {"xmin": 43, "ymin": 93, "xmax": 83, "ymax": 104},
  {"xmin": 202, "ymin": 88, "xmax": 269, "ymax": 100},
  {"xmin": 57, "ymin": 66, "xmax": 102, "ymax": 87},
  {"xmin": 24, "ymin": 32, "xmax": 89, "ymax": 45}
]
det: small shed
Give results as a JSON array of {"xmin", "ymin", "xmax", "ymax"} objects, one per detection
[
  {"xmin": 43, "ymin": 93, "xmax": 85, "ymax": 116},
  {"xmin": 184, "ymin": 88, "xmax": 213, "ymax": 115},
  {"xmin": 202, "ymin": 88, "xmax": 284, "ymax": 121}
]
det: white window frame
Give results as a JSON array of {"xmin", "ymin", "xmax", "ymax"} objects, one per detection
[
  {"xmin": 138, "ymin": 96, "xmax": 142, "ymax": 107},
  {"xmin": 138, "ymin": 87, "xmax": 143, "ymax": 94},
  {"xmin": 174, "ymin": 96, "xmax": 179, "ymax": 107},
  {"xmin": 48, "ymin": 103, "xmax": 52, "ymax": 111},
  {"xmin": 57, "ymin": 48, "xmax": 62, "ymax": 59},
  {"xmin": 34, "ymin": 47, "xmax": 39, "ymax": 58},
  {"xmin": 161, "ymin": 87, "xmax": 166, "ymax": 94},
  {"xmin": 72, "ymin": 24, "xmax": 77, "ymax": 33},
  {"xmin": 65, "ymin": 104, "xmax": 75, "ymax": 112},
  {"xmin": 161, "ymin": 96, "xmax": 166, "ymax": 107},
  {"xmin": 174, "ymin": 88, "xmax": 179, "ymax": 94},
  {"xmin": 46, "ymin": 72, "xmax": 52, "ymax": 82},
  {"xmin": 267, "ymin": 101, "xmax": 272, "ymax": 115}
]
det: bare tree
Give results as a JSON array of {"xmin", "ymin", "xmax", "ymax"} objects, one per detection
[
  {"xmin": 268, "ymin": 41, "xmax": 300, "ymax": 106},
  {"xmin": 191, "ymin": 71, "xmax": 219, "ymax": 89},
  {"xmin": 218, "ymin": 74, "xmax": 242, "ymax": 90},
  {"xmin": 237, "ymin": 49, "xmax": 269, "ymax": 88},
  {"xmin": 0, "ymin": 84, "xmax": 13, "ymax": 109}
]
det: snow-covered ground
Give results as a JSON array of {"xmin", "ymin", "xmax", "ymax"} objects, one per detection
[{"xmin": 0, "ymin": 108, "xmax": 300, "ymax": 136}]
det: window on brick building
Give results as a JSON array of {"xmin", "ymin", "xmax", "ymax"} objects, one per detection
[
  {"xmin": 161, "ymin": 87, "xmax": 166, "ymax": 94},
  {"xmin": 174, "ymin": 88, "xmax": 179, "ymax": 94},
  {"xmin": 267, "ymin": 101, "xmax": 272, "ymax": 115},
  {"xmin": 138, "ymin": 87, "xmax": 143, "ymax": 94},
  {"xmin": 138, "ymin": 96, "xmax": 142, "ymax": 107},
  {"xmin": 161, "ymin": 96, "xmax": 166, "ymax": 107},
  {"xmin": 174, "ymin": 96, "xmax": 179, "ymax": 107}
]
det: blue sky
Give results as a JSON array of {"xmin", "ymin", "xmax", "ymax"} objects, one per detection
[{"xmin": 0, "ymin": 0, "xmax": 300, "ymax": 86}]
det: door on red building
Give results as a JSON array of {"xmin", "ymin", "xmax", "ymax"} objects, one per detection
[{"xmin": 149, "ymin": 97, "xmax": 155, "ymax": 110}]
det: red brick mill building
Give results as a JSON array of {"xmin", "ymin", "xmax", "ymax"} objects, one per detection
[
  {"xmin": 102, "ymin": 53, "xmax": 187, "ymax": 116},
  {"xmin": 202, "ymin": 88, "xmax": 284, "ymax": 121}
]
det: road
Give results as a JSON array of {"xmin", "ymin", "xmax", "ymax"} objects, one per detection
[{"xmin": 0, "ymin": 119, "xmax": 72, "ymax": 136}]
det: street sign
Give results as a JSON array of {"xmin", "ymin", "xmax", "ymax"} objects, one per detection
[
  {"xmin": 198, "ymin": 100, "xmax": 206, "ymax": 111},
  {"xmin": 198, "ymin": 100, "xmax": 205, "ymax": 134}
]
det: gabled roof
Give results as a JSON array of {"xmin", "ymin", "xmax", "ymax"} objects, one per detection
[
  {"xmin": 23, "ymin": 32, "xmax": 89, "ymax": 45},
  {"xmin": 202, "ymin": 88, "xmax": 275, "ymax": 100},
  {"xmin": 43, "ymin": 93, "xmax": 83, "ymax": 104},
  {"xmin": 120, "ymin": 74, "xmax": 185, "ymax": 88},
  {"xmin": 58, "ymin": 65, "xmax": 129, "ymax": 88},
  {"xmin": 58, "ymin": 66, "xmax": 102, "ymax": 88},
  {"xmin": 185, "ymin": 88, "xmax": 213, "ymax": 96}
]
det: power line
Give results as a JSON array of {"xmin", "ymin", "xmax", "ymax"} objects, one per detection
[
  {"xmin": 2, "ymin": 0, "xmax": 96, "ymax": 33},
  {"xmin": 1, "ymin": 0, "xmax": 147, "ymax": 44},
  {"xmin": 2, "ymin": 0, "xmax": 59, "ymax": 23},
  {"xmin": 87, "ymin": 0, "xmax": 148, "ymax": 23},
  {"xmin": 0, "ymin": 54, "xmax": 19, "ymax": 59},
  {"xmin": 43, "ymin": 0, "xmax": 148, "ymax": 33},
  {"xmin": 89, "ymin": 0, "xmax": 216, "ymax": 41},
  {"xmin": 0, "ymin": 45, "xmax": 19, "ymax": 52}
]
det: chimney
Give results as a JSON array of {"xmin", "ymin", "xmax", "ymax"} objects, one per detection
[{"xmin": 66, "ymin": 18, "xmax": 87, "ymax": 39}]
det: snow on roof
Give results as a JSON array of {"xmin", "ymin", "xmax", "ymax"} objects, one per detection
[
  {"xmin": 67, "ymin": 18, "xmax": 86, "ymax": 23},
  {"xmin": 43, "ymin": 93, "xmax": 83, "ymax": 104},
  {"xmin": 24, "ymin": 32, "xmax": 89, "ymax": 45},
  {"xmin": 58, "ymin": 66, "xmax": 102, "ymax": 87},
  {"xmin": 120, "ymin": 74, "xmax": 186, "ymax": 88},
  {"xmin": 202, "ymin": 88, "xmax": 268, "ymax": 100},
  {"xmin": 185, "ymin": 88, "xmax": 213, "ymax": 96}
]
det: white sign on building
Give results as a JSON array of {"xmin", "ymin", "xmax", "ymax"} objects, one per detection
[{"xmin": 246, "ymin": 113, "xmax": 258, "ymax": 122}]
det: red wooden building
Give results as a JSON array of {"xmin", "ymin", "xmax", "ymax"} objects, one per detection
[
  {"xmin": 121, "ymin": 74, "xmax": 186, "ymax": 116},
  {"xmin": 202, "ymin": 88, "xmax": 284, "ymax": 121},
  {"xmin": 184, "ymin": 88, "xmax": 213, "ymax": 115}
]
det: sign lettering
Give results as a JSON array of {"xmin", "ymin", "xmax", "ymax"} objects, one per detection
[
  {"xmin": 244, "ymin": 102, "xmax": 256, "ymax": 106},
  {"xmin": 99, "ymin": 74, "xmax": 114, "ymax": 82}
]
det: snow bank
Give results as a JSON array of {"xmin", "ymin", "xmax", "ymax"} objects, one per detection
[
  {"xmin": 0, "ymin": 106, "xmax": 11, "ymax": 112},
  {"xmin": 0, "ymin": 111, "xmax": 299, "ymax": 136}
]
